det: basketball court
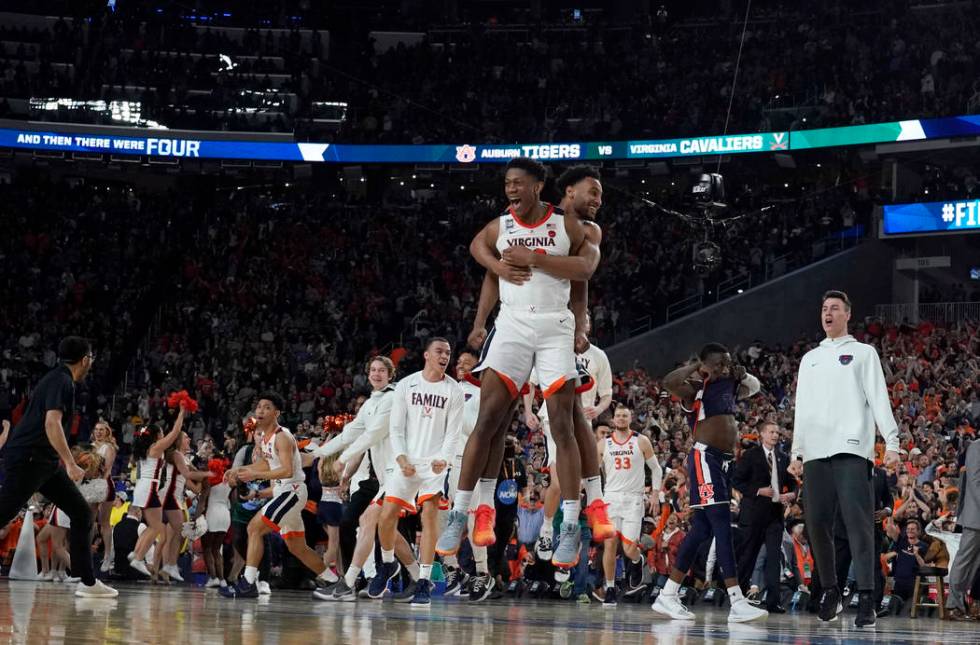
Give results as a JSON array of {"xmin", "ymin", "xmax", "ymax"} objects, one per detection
[{"xmin": 2, "ymin": 583, "xmax": 976, "ymax": 644}]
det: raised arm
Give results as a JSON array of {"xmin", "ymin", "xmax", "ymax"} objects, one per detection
[
  {"xmin": 662, "ymin": 361, "xmax": 701, "ymax": 404},
  {"xmin": 149, "ymin": 407, "xmax": 186, "ymax": 458}
]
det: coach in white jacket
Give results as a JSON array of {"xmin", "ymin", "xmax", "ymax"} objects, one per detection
[{"xmin": 789, "ymin": 290, "xmax": 900, "ymax": 628}]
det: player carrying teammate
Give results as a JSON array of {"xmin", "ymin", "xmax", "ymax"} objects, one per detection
[
  {"xmin": 375, "ymin": 338, "xmax": 464, "ymax": 607},
  {"xmin": 438, "ymin": 159, "xmax": 602, "ymax": 569},
  {"xmin": 650, "ymin": 344, "xmax": 768, "ymax": 623}
]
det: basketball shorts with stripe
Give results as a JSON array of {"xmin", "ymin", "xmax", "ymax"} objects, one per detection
[
  {"xmin": 260, "ymin": 483, "xmax": 307, "ymax": 538},
  {"xmin": 688, "ymin": 442, "xmax": 733, "ymax": 508},
  {"xmin": 472, "ymin": 305, "xmax": 577, "ymax": 399}
]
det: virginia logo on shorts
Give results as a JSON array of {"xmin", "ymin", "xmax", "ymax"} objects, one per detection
[
  {"xmin": 698, "ymin": 483, "xmax": 715, "ymax": 503},
  {"xmin": 839, "ymin": 355, "xmax": 854, "ymax": 365},
  {"xmin": 455, "ymin": 145, "xmax": 477, "ymax": 163}
]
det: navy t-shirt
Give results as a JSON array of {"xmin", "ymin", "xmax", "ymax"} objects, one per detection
[
  {"xmin": 5, "ymin": 365, "xmax": 75, "ymax": 461},
  {"xmin": 892, "ymin": 535, "xmax": 927, "ymax": 579}
]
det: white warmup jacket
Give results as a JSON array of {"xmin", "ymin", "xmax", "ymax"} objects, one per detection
[
  {"xmin": 792, "ymin": 335, "xmax": 900, "ymax": 463},
  {"xmin": 314, "ymin": 385, "xmax": 394, "ymax": 492}
]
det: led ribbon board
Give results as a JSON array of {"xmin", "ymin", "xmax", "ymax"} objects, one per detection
[
  {"xmin": 4, "ymin": 113, "xmax": 980, "ymax": 163},
  {"xmin": 883, "ymin": 199, "xmax": 980, "ymax": 236}
]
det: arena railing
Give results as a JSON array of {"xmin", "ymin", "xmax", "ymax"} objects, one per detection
[{"xmin": 874, "ymin": 301, "xmax": 980, "ymax": 324}]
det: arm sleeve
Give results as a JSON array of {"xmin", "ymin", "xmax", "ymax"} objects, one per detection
[
  {"xmin": 314, "ymin": 411, "xmax": 367, "ymax": 457},
  {"xmin": 439, "ymin": 386, "xmax": 464, "ymax": 463},
  {"xmin": 389, "ymin": 380, "xmax": 409, "ymax": 460},
  {"xmin": 739, "ymin": 373, "xmax": 761, "ymax": 398},
  {"xmin": 861, "ymin": 347, "xmax": 900, "ymax": 454},
  {"xmin": 645, "ymin": 454, "xmax": 663, "ymax": 492},
  {"xmin": 339, "ymin": 393, "xmax": 393, "ymax": 463}
]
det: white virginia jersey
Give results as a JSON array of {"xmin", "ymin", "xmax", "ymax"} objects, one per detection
[
  {"xmin": 576, "ymin": 344, "xmax": 612, "ymax": 409},
  {"xmin": 260, "ymin": 426, "xmax": 305, "ymax": 494},
  {"xmin": 603, "ymin": 432, "xmax": 645, "ymax": 494},
  {"xmin": 389, "ymin": 371, "xmax": 464, "ymax": 466},
  {"xmin": 457, "ymin": 377, "xmax": 481, "ymax": 459},
  {"xmin": 496, "ymin": 204, "xmax": 572, "ymax": 310}
]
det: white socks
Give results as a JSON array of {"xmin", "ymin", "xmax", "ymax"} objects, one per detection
[
  {"xmin": 406, "ymin": 561, "xmax": 420, "ymax": 581},
  {"xmin": 474, "ymin": 549, "xmax": 489, "ymax": 574},
  {"xmin": 419, "ymin": 564, "xmax": 432, "ymax": 581},
  {"xmin": 244, "ymin": 566, "xmax": 259, "ymax": 584},
  {"xmin": 606, "ymin": 579, "xmax": 615, "ymax": 590},
  {"xmin": 727, "ymin": 585, "xmax": 745, "ymax": 603},
  {"xmin": 454, "ymin": 490, "xmax": 474, "ymax": 513},
  {"xmin": 562, "ymin": 500, "xmax": 581, "ymax": 525},
  {"xmin": 584, "ymin": 476, "xmax": 603, "ymax": 506},
  {"xmin": 345, "ymin": 565, "xmax": 361, "ymax": 587},
  {"xmin": 663, "ymin": 578, "xmax": 681, "ymax": 596},
  {"xmin": 541, "ymin": 517, "xmax": 554, "ymax": 538},
  {"xmin": 381, "ymin": 549, "xmax": 395, "ymax": 564},
  {"xmin": 443, "ymin": 554, "xmax": 459, "ymax": 569},
  {"xmin": 477, "ymin": 478, "xmax": 497, "ymax": 504}
]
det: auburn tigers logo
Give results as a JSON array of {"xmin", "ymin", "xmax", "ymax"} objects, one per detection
[
  {"xmin": 698, "ymin": 483, "xmax": 715, "ymax": 502},
  {"xmin": 455, "ymin": 145, "xmax": 476, "ymax": 163}
]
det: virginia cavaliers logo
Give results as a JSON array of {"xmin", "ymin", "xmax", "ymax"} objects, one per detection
[
  {"xmin": 839, "ymin": 355, "xmax": 854, "ymax": 365},
  {"xmin": 455, "ymin": 145, "xmax": 477, "ymax": 163},
  {"xmin": 423, "ymin": 405, "xmax": 433, "ymax": 417},
  {"xmin": 698, "ymin": 483, "xmax": 715, "ymax": 503}
]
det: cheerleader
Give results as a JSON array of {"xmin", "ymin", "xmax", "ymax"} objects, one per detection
[
  {"xmin": 128, "ymin": 407, "xmax": 186, "ymax": 576},
  {"xmin": 158, "ymin": 431, "xmax": 212, "ymax": 582},
  {"xmin": 201, "ymin": 457, "xmax": 232, "ymax": 588},
  {"xmin": 317, "ymin": 454, "xmax": 343, "ymax": 581},
  {"xmin": 91, "ymin": 421, "xmax": 118, "ymax": 573},
  {"xmin": 37, "ymin": 504, "xmax": 72, "ymax": 582}
]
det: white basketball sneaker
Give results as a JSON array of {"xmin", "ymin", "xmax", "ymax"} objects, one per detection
[{"xmin": 651, "ymin": 592, "xmax": 695, "ymax": 621}]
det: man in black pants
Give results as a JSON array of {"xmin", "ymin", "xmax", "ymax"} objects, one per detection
[
  {"xmin": 833, "ymin": 463, "xmax": 892, "ymax": 607},
  {"xmin": 733, "ymin": 421, "xmax": 797, "ymax": 612},
  {"xmin": 789, "ymin": 291, "xmax": 900, "ymax": 628},
  {"xmin": 484, "ymin": 436, "xmax": 526, "ymax": 598},
  {"xmin": 0, "ymin": 337, "xmax": 117, "ymax": 597}
]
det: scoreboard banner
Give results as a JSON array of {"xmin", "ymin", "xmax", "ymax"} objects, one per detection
[
  {"xmin": 3, "ymin": 112, "xmax": 980, "ymax": 163},
  {"xmin": 883, "ymin": 199, "xmax": 980, "ymax": 236}
]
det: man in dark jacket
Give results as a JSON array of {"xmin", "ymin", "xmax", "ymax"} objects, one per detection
[{"xmin": 733, "ymin": 421, "xmax": 798, "ymax": 612}]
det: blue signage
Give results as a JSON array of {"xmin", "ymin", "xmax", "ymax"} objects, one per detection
[{"xmin": 883, "ymin": 199, "xmax": 980, "ymax": 235}]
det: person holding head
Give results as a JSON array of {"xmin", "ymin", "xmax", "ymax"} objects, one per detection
[
  {"xmin": 220, "ymin": 392, "xmax": 338, "ymax": 598},
  {"xmin": 376, "ymin": 337, "xmax": 464, "ymax": 607},
  {"xmin": 0, "ymin": 336, "xmax": 117, "ymax": 597},
  {"xmin": 789, "ymin": 290, "xmax": 900, "ymax": 628},
  {"xmin": 651, "ymin": 342, "xmax": 767, "ymax": 623}
]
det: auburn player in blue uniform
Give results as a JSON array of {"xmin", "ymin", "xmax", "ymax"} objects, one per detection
[{"xmin": 651, "ymin": 343, "xmax": 769, "ymax": 623}]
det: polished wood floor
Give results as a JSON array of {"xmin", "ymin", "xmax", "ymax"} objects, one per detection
[{"xmin": 1, "ymin": 581, "xmax": 978, "ymax": 644}]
